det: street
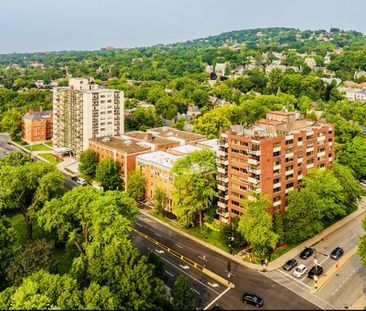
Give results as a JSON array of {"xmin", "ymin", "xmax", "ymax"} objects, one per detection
[
  {"xmin": 134, "ymin": 213, "xmax": 318, "ymax": 310},
  {"xmin": 0, "ymin": 134, "xmax": 18, "ymax": 158}
]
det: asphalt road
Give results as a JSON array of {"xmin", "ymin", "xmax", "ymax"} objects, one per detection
[
  {"xmin": 135, "ymin": 213, "xmax": 318, "ymax": 310},
  {"xmin": 0, "ymin": 134, "xmax": 18, "ymax": 158}
]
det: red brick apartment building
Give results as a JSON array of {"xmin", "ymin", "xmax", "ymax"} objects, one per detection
[
  {"xmin": 89, "ymin": 127, "xmax": 206, "ymax": 188},
  {"xmin": 216, "ymin": 111, "xmax": 335, "ymax": 224},
  {"xmin": 21, "ymin": 107, "xmax": 53, "ymax": 143}
]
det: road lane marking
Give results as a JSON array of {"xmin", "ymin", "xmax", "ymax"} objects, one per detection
[
  {"xmin": 155, "ymin": 232, "xmax": 162, "ymax": 238},
  {"xmin": 203, "ymin": 287, "xmax": 231, "ymax": 310},
  {"xmin": 180, "ymin": 264, "xmax": 190, "ymax": 270},
  {"xmin": 320, "ymin": 256, "xmax": 330, "ymax": 265},
  {"xmin": 160, "ymin": 256, "xmax": 221, "ymax": 295},
  {"xmin": 176, "ymin": 243, "xmax": 184, "ymax": 249},
  {"xmin": 300, "ymin": 274, "xmax": 308, "ymax": 282},
  {"xmin": 208, "ymin": 282, "xmax": 219, "ymax": 288},
  {"xmin": 192, "ymin": 288, "xmax": 200, "ymax": 295},
  {"xmin": 276, "ymin": 269, "xmax": 312, "ymax": 289},
  {"xmin": 165, "ymin": 270, "xmax": 174, "ymax": 277}
]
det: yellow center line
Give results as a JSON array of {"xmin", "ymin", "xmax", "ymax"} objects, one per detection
[{"xmin": 133, "ymin": 228, "xmax": 235, "ymax": 288}]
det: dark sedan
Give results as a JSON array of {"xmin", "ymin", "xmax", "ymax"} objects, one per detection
[
  {"xmin": 242, "ymin": 293, "xmax": 264, "ymax": 307},
  {"xmin": 308, "ymin": 265, "xmax": 323, "ymax": 279},
  {"xmin": 330, "ymin": 247, "xmax": 344, "ymax": 260},
  {"xmin": 282, "ymin": 259, "xmax": 298, "ymax": 271},
  {"xmin": 300, "ymin": 247, "xmax": 314, "ymax": 259}
]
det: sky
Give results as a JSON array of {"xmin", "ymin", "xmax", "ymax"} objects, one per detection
[{"xmin": 0, "ymin": 0, "xmax": 365, "ymax": 54}]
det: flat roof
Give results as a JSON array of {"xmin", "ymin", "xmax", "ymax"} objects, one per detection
[
  {"xmin": 148, "ymin": 127, "xmax": 206, "ymax": 143},
  {"xmin": 90, "ymin": 136, "xmax": 150, "ymax": 154},
  {"xmin": 197, "ymin": 139, "xmax": 219, "ymax": 151},
  {"xmin": 169, "ymin": 144, "xmax": 202, "ymax": 155},
  {"xmin": 123, "ymin": 131, "xmax": 177, "ymax": 147},
  {"xmin": 136, "ymin": 151, "xmax": 182, "ymax": 170}
]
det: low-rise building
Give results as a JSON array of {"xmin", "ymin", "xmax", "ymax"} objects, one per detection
[
  {"xmin": 216, "ymin": 111, "xmax": 335, "ymax": 224},
  {"xmin": 21, "ymin": 107, "xmax": 53, "ymax": 143},
  {"xmin": 338, "ymin": 87, "xmax": 366, "ymax": 102},
  {"xmin": 136, "ymin": 151, "xmax": 182, "ymax": 211}
]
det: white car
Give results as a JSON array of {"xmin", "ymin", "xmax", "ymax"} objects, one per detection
[
  {"xmin": 76, "ymin": 177, "xmax": 87, "ymax": 186},
  {"xmin": 293, "ymin": 264, "xmax": 307, "ymax": 278}
]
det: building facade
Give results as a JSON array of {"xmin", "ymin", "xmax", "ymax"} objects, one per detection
[
  {"xmin": 21, "ymin": 107, "xmax": 53, "ymax": 143},
  {"xmin": 217, "ymin": 111, "xmax": 335, "ymax": 223},
  {"xmin": 53, "ymin": 78, "xmax": 124, "ymax": 156}
]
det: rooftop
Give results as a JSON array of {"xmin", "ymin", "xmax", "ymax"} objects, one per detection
[
  {"xmin": 148, "ymin": 127, "xmax": 206, "ymax": 143},
  {"xmin": 197, "ymin": 139, "xmax": 220, "ymax": 152},
  {"xmin": 136, "ymin": 151, "xmax": 182, "ymax": 171},
  {"xmin": 23, "ymin": 110, "xmax": 52, "ymax": 121},
  {"xmin": 168, "ymin": 144, "xmax": 202, "ymax": 156},
  {"xmin": 90, "ymin": 136, "xmax": 150, "ymax": 154}
]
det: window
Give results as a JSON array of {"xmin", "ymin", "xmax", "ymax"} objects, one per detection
[
  {"xmin": 285, "ymin": 139, "xmax": 294, "ymax": 145},
  {"xmin": 231, "ymin": 200, "xmax": 240, "ymax": 207},
  {"xmin": 273, "ymin": 169, "xmax": 280, "ymax": 175},
  {"xmin": 273, "ymin": 151, "xmax": 281, "ymax": 157},
  {"xmin": 286, "ymin": 182, "xmax": 294, "ymax": 189},
  {"xmin": 298, "ymin": 137, "xmax": 303, "ymax": 142},
  {"xmin": 273, "ymin": 178, "xmax": 280, "ymax": 184},
  {"xmin": 274, "ymin": 187, "xmax": 281, "ymax": 193},
  {"xmin": 274, "ymin": 142, "xmax": 281, "ymax": 148},
  {"xmin": 286, "ymin": 174, "xmax": 293, "ymax": 180}
]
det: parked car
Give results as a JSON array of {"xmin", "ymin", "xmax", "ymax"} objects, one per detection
[
  {"xmin": 300, "ymin": 247, "xmax": 314, "ymax": 259},
  {"xmin": 242, "ymin": 293, "xmax": 263, "ymax": 307},
  {"xmin": 293, "ymin": 264, "xmax": 307, "ymax": 278},
  {"xmin": 282, "ymin": 259, "xmax": 298, "ymax": 271},
  {"xmin": 74, "ymin": 177, "xmax": 87, "ymax": 186},
  {"xmin": 70, "ymin": 175, "xmax": 78, "ymax": 181},
  {"xmin": 330, "ymin": 247, "xmax": 344, "ymax": 260},
  {"xmin": 308, "ymin": 265, "xmax": 323, "ymax": 279}
]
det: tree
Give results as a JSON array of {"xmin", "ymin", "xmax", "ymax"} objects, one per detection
[
  {"xmin": 82, "ymin": 282, "xmax": 119, "ymax": 310},
  {"xmin": 5, "ymin": 239, "xmax": 55, "ymax": 285},
  {"xmin": 0, "ymin": 270, "xmax": 83, "ymax": 310},
  {"xmin": 273, "ymin": 210, "xmax": 285, "ymax": 245},
  {"xmin": 155, "ymin": 98, "xmax": 178, "ymax": 120},
  {"xmin": 153, "ymin": 188, "xmax": 167, "ymax": 213},
  {"xmin": 38, "ymin": 187, "xmax": 137, "ymax": 254},
  {"xmin": 172, "ymin": 150, "xmax": 217, "ymax": 227},
  {"xmin": 147, "ymin": 252, "xmax": 167, "ymax": 283},
  {"xmin": 79, "ymin": 149, "xmax": 98, "ymax": 179},
  {"xmin": 237, "ymin": 194, "xmax": 279, "ymax": 260},
  {"xmin": 175, "ymin": 116, "xmax": 185, "ymax": 131},
  {"xmin": 285, "ymin": 188, "xmax": 324, "ymax": 244},
  {"xmin": 193, "ymin": 105, "xmax": 232, "ymax": 139},
  {"xmin": 126, "ymin": 171, "xmax": 145, "ymax": 202},
  {"xmin": 95, "ymin": 159, "xmax": 122, "ymax": 191},
  {"xmin": 0, "ymin": 162, "xmax": 62, "ymax": 239},
  {"xmin": 337, "ymin": 136, "xmax": 366, "ymax": 180},
  {"xmin": 0, "ymin": 152, "xmax": 31, "ymax": 167},
  {"xmin": 0, "ymin": 108, "xmax": 22, "ymax": 138},
  {"xmin": 358, "ymin": 217, "xmax": 366, "ymax": 267},
  {"xmin": 171, "ymin": 276, "xmax": 199, "ymax": 311},
  {"xmin": 0, "ymin": 216, "xmax": 19, "ymax": 274}
]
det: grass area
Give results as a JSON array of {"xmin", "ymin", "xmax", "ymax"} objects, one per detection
[
  {"xmin": 45, "ymin": 141, "xmax": 53, "ymax": 147},
  {"xmin": 26, "ymin": 143, "xmax": 52, "ymax": 151},
  {"xmin": 39, "ymin": 153, "xmax": 61, "ymax": 164},
  {"xmin": 8, "ymin": 212, "xmax": 28, "ymax": 246},
  {"xmin": 150, "ymin": 210, "xmax": 230, "ymax": 252},
  {"xmin": 271, "ymin": 243, "xmax": 296, "ymax": 261}
]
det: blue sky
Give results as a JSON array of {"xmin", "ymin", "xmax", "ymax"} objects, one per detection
[{"xmin": 0, "ymin": 0, "xmax": 365, "ymax": 53}]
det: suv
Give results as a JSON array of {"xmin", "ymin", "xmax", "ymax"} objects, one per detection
[
  {"xmin": 300, "ymin": 247, "xmax": 314, "ymax": 259},
  {"xmin": 308, "ymin": 265, "xmax": 323, "ymax": 279},
  {"xmin": 282, "ymin": 259, "xmax": 298, "ymax": 271},
  {"xmin": 242, "ymin": 293, "xmax": 263, "ymax": 307},
  {"xmin": 330, "ymin": 247, "xmax": 344, "ymax": 260}
]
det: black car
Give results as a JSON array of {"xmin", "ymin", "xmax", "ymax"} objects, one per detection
[
  {"xmin": 211, "ymin": 306, "xmax": 222, "ymax": 311},
  {"xmin": 308, "ymin": 265, "xmax": 323, "ymax": 279},
  {"xmin": 70, "ymin": 175, "xmax": 78, "ymax": 181},
  {"xmin": 330, "ymin": 247, "xmax": 344, "ymax": 260},
  {"xmin": 282, "ymin": 259, "xmax": 298, "ymax": 271},
  {"xmin": 242, "ymin": 293, "xmax": 264, "ymax": 307},
  {"xmin": 300, "ymin": 247, "xmax": 314, "ymax": 259}
]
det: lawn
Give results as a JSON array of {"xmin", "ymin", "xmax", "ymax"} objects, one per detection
[
  {"xmin": 26, "ymin": 143, "xmax": 52, "ymax": 151},
  {"xmin": 271, "ymin": 243, "xmax": 296, "ymax": 261},
  {"xmin": 150, "ymin": 210, "xmax": 230, "ymax": 252},
  {"xmin": 39, "ymin": 153, "xmax": 61, "ymax": 164}
]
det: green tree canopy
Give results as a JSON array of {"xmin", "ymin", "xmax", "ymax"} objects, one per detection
[
  {"xmin": 126, "ymin": 171, "xmax": 145, "ymax": 202},
  {"xmin": 171, "ymin": 276, "xmax": 199, "ymax": 311},
  {"xmin": 78, "ymin": 149, "xmax": 99, "ymax": 179},
  {"xmin": 95, "ymin": 158, "xmax": 122, "ymax": 191},
  {"xmin": 172, "ymin": 149, "xmax": 217, "ymax": 227}
]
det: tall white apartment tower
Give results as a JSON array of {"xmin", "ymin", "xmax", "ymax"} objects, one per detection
[{"xmin": 53, "ymin": 78, "xmax": 124, "ymax": 156}]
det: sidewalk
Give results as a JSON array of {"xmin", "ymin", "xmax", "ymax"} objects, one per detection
[
  {"xmin": 140, "ymin": 200, "xmax": 366, "ymax": 272},
  {"xmin": 350, "ymin": 295, "xmax": 366, "ymax": 310}
]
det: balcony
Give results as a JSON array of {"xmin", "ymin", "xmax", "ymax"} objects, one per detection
[
  {"xmin": 306, "ymin": 163, "xmax": 314, "ymax": 169},
  {"xmin": 298, "ymin": 175, "xmax": 303, "ymax": 180},
  {"xmin": 298, "ymin": 158, "xmax": 303, "ymax": 164},
  {"xmin": 273, "ymin": 146, "xmax": 281, "ymax": 153},
  {"xmin": 285, "ymin": 187, "xmax": 294, "ymax": 194},
  {"xmin": 306, "ymin": 146, "xmax": 314, "ymax": 152},
  {"xmin": 218, "ymin": 167, "xmax": 226, "ymax": 174},
  {"xmin": 217, "ymin": 175, "xmax": 229, "ymax": 183},
  {"xmin": 250, "ymin": 149, "xmax": 261, "ymax": 156},
  {"xmin": 298, "ymin": 141, "xmax": 303, "ymax": 147},
  {"xmin": 218, "ymin": 159, "xmax": 229, "ymax": 166},
  {"xmin": 248, "ymin": 167, "xmax": 261, "ymax": 175},
  {"xmin": 285, "ymin": 169, "xmax": 294, "ymax": 176},
  {"xmin": 329, "ymin": 141, "xmax": 333, "ymax": 147},
  {"xmin": 285, "ymin": 152, "xmax": 294, "ymax": 158},
  {"xmin": 273, "ymin": 182, "xmax": 281, "ymax": 188},
  {"xmin": 318, "ymin": 151, "xmax": 326, "ymax": 157},
  {"xmin": 217, "ymin": 150, "xmax": 226, "ymax": 157},
  {"xmin": 248, "ymin": 158, "xmax": 259, "ymax": 165},
  {"xmin": 218, "ymin": 184, "xmax": 227, "ymax": 191},
  {"xmin": 273, "ymin": 164, "xmax": 281, "ymax": 171},
  {"xmin": 248, "ymin": 177, "xmax": 260, "ymax": 184},
  {"xmin": 217, "ymin": 201, "xmax": 227, "ymax": 209},
  {"xmin": 317, "ymin": 136, "xmax": 325, "ymax": 142},
  {"xmin": 273, "ymin": 200, "xmax": 281, "ymax": 207},
  {"xmin": 216, "ymin": 208, "xmax": 229, "ymax": 219}
]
